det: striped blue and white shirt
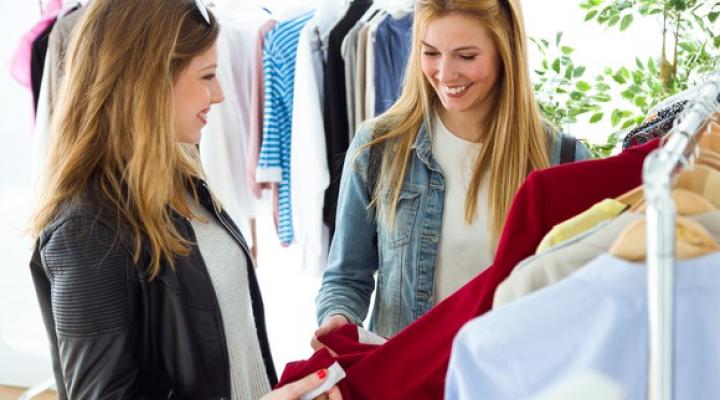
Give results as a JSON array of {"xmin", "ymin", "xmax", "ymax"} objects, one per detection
[{"xmin": 257, "ymin": 11, "xmax": 314, "ymax": 245}]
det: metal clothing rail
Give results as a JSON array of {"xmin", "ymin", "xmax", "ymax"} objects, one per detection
[{"xmin": 642, "ymin": 73, "xmax": 720, "ymax": 400}]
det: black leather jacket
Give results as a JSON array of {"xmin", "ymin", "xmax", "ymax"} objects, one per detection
[{"xmin": 29, "ymin": 180, "xmax": 277, "ymax": 399}]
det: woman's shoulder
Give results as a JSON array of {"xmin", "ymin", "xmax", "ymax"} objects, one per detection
[{"xmin": 38, "ymin": 189, "xmax": 128, "ymax": 251}]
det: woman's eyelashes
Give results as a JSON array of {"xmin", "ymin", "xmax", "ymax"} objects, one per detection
[
  {"xmin": 421, "ymin": 51, "xmax": 477, "ymax": 61},
  {"xmin": 202, "ymin": 73, "xmax": 216, "ymax": 81}
]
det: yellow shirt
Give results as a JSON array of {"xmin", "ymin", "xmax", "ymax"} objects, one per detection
[{"xmin": 536, "ymin": 198, "xmax": 628, "ymax": 253}]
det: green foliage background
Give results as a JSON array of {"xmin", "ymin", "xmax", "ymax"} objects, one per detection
[{"xmin": 533, "ymin": 0, "xmax": 720, "ymax": 158}]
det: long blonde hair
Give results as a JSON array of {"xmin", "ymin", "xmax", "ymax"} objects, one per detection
[
  {"xmin": 365, "ymin": 0, "xmax": 551, "ymax": 246},
  {"xmin": 31, "ymin": 0, "xmax": 220, "ymax": 279}
]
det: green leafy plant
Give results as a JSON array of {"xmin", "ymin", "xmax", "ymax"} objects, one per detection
[{"xmin": 533, "ymin": 0, "xmax": 720, "ymax": 157}]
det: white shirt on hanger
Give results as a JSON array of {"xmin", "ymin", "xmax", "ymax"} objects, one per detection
[
  {"xmin": 290, "ymin": 0, "xmax": 351, "ymax": 273},
  {"xmin": 199, "ymin": 5, "xmax": 272, "ymax": 247}
]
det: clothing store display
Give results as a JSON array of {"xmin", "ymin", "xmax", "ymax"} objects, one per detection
[
  {"xmin": 431, "ymin": 112, "xmax": 493, "ymax": 301},
  {"xmin": 200, "ymin": 5, "xmax": 273, "ymax": 247},
  {"xmin": 190, "ymin": 199, "xmax": 271, "ymax": 400},
  {"xmin": 496, "ymin": 212, "xmax": 638, "ymax": 309},
  {"xmin": 29, "ymin": 180, "xmax": 276, "ymax": 399},
  {"xmin": 257, "ymin": 11, "xmax": 315, "ymax": 245},
  {"xmin": 496, "ymin": 210, "xmax": 720, "ymax": 308},
  {"xmin": 373, "ymin": 12, "xmax": 412, "ymax": 116},
  {"xmin": 322, "ymin": 0, "xmax": 374, "ymax": 238},
  {"xmin": 303, "ymin": 138, "xmax": 659, "ymax": 399},
  {"xmin": 447, "ymin": 252, "xmax": 720, "ymax": 399},
  {"xmin": 290, "ymin": 0, "xmax": 351, "ymax": 272},
  {"xmin": 536, "ymin": 198, "xmax": 628, "ymax": 253}
]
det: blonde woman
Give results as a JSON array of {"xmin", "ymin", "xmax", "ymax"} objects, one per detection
[
  {"xmin": 315, "ymin": 0, "xmax": 590, "ymax": 342},
  {"xmin": 28, "ymin": 0, "xmax": 340, "ymax": 399}
]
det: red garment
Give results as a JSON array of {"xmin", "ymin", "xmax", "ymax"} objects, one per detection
[{"xmin": 278, "ymin": 139, "xmax": 660, "ymax": 399}]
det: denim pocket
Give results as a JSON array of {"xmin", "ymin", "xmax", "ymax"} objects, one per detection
[{"xmin": 379, "ymin": 187, "xmax": 421, "ymax": 248}]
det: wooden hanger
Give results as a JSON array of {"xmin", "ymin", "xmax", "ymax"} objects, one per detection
[
  {"xmin": 673, "ymin": 164, "xmax": 720, "ymax": 208},
  {"xmin": 616, "ymin": 186, "xmax": 644, "ymax": 209},
  {"xmin": 609, "ymin": 216, "xmax": 720, "ymax": 262},
  {"xmin": 618, "ymin": 156, "xmax": 720, "ymax": 212},
  {"xmin": 696, "ymin": 149, "xmax": 720, "ymax": 170},
  {"xmin": 636, "ymin": 189, "xmax": 716, "ymax": 216}
]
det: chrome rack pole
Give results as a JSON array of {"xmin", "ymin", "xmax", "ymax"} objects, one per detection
[{"xmin": 643, "ymin": 74, "xmax": 720, "ymax": 400}]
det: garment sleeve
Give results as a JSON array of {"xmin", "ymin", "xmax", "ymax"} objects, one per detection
[
  {"xmin": 41, "ymin": 217, "xmax": 144, "ymax": 399},
  {"xmin": 445, "ymin": 318, "xmax": 524, "ymax": 400},
  {"xmin": 290, "ymin": 25, "xmax": 331, "ymax": 273},
  {"xmin": 316, "ymin": 125, "xmax": 379, "ymax": 325},
  {"xmin": 257, "ymin": 29, "xmax": 283, "ymax": 183}
]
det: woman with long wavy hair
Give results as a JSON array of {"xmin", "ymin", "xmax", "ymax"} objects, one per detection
[
  {"xmin": 29, "ymin": 0, "xmax": 339, "ymax": 398},
  {"xmin": 314, "ymin": 0, "xmax": 590, "ymax": 342}
]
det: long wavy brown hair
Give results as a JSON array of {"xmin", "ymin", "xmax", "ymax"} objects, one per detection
[
  {"xmin": 363, "ymin": 0, "xmax": 552, "ymax": 248},
  {"xmin": 31, "ymin": 0, "xmax": 220, "ymax": 279}
]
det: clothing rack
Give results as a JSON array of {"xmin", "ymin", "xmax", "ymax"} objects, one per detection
[{"xmin": 642, "ymin": 73, "xmax": 720, "ymax": 400}]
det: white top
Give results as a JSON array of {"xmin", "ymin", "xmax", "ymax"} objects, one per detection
[
  {"xmin": 431, "ymin": 112, "xmax": 493, "ymax": 301},
  {"xmin": 190, "ymin": 202, "xmax": 271, "ymax": 400}
]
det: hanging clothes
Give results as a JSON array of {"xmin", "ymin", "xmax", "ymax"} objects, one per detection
[
  {"xmin": 535, "ymin": 198, "xmax": 628, "ymax": 253},
  {"xmin": 290, "ymin": 0, "xmax": 351, "ymax": 272},
  {"xmin": 199, "ymin": 5, "xmax": 273, "ymax": 247},
  {"xmin": 45, "ymin": 6, "xmax": 85, "ymax": 119},
  {"xmin": 9, "ymin": 0, "xmax": 63, "ymax": 97},
  {"xmin": 276, "ymin": 138, "xmax": 661, "ymax": 399},
  {"xmin": 257, "ymin": 11, "xmax": 315, "ymax": 246},
  {"xmin": 321, "ymin": 0, "xmax": 374, "ymax": 238},
  {"xmin": 446, "ymin": 251, "xmax": 720, "ymax": 399},
  {"xmin": 372, "ymin": 12, "xmax": 412, "ymax": 116},
  {"xmin": 342, "ymin": 8, "xmax": 374, "ymax": 139},
  {"xmin": 622, "ymin": 100, "xmax": 687, "ymax": 149},
  {"xmin": 247, "ymin": 19, "xmax": 278, "ymax": 200},
  {"xmin": 353, "ymin": 21, "xmax": 373, "ymax": 130},
  {"xmin": 362, "ymin": 11, "xmax": 386, "ymax": 123},
  {"xmin": 29, "ymin": 22, "xmax": 55, "ymax": 111},
  {"xmin": 31, "ymin": 5, "xmax": 86, "ymax": 189},
  {"xmin": 493, "ymin": 211, "xmax": 642, "ymax": 309}
]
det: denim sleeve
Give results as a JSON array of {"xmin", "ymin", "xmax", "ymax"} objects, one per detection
[{"xmin": 316, "ymin": 123, "xmax": 379, "ymax": 325}]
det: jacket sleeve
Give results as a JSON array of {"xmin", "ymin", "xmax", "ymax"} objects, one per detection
[
  {"xmin": 316, "ymin": 124, "xmax": 379, "ymax": 326},
  {"xmin": 40, "ymin": 216, "xmax": 145, "ymax": 399}
]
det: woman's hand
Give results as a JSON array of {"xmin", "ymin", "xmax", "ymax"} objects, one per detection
[
  {"xmin": 260, "ymin": 369, "xmax": 342, "ymax": 400},
  {"xmin": 311, "ymin": 314, "xmax": 351, "ymax": 354}
]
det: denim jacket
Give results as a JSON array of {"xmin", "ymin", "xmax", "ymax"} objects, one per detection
[{"xmin": 316, "ymin": 121, "xmax": 590, "ymax": 338}]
